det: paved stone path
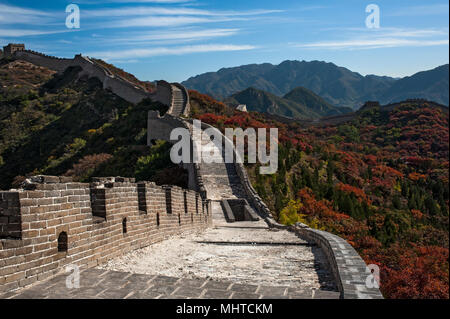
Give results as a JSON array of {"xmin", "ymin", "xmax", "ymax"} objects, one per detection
[
  {"xmin": 87, "ymin": 201, "xmax": 338, "ymax": 298},
  {"xmin": 170, "ymin": 85, "xmax": 185, "ymax": 116},
  {"xmin": 192, "ymin": 125, "xmax": 245, "ymax": 200},
  {"xmin": 2, "ymin": 199, "xmax": 339, "ymax": 299},
  {"xmin": 3, "ymin": 269, "xmax": 339, "ymax": 299}
]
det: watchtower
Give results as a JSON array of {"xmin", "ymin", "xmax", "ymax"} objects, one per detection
[{"xmin": 3, "ymin": 43, "xmax": 25, "ymax": 57}]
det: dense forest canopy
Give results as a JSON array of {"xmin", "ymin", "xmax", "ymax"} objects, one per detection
[{"xmin": 0, "ymin": 59, "xmax": 186, "ymax": 190}]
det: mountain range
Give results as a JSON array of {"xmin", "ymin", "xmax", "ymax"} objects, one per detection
[
  {"xmin": 182, "ymin": 61, "xmax": 449, "ymax": 109},
  {"xmin": 225, "ymin": 86, "xmax": 352, "ymax": 119}
]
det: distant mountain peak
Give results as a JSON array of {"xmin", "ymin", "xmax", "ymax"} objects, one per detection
[
  {"xmin": 224, "ymin": 85, "xmax": 352, "ymax": 120},
  {"xmin": 182, "ymin": 60, "xmax": 449, "ymax": 108}
]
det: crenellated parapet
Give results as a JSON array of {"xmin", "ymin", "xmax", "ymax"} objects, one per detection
[
  {"xmin": 0, "ymin": 175, "xmax": 211, "ymax": 293},
  {"xmin": 5, "ymin": 44, "xmax": 190, "ymax": 113},
  {"xmin": 21, "ymin": 49, "xmax": 70, "ymax": 60},
  {"xmin": 13, "ymin": 50, "xmax": 74, "ymax": 73}
]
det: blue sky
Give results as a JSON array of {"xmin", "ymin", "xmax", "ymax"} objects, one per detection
[{"xmin": 1, "ymin": 0, "xmax": 448, "ymax": 82}]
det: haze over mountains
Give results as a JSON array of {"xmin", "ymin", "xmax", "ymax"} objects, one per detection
[
  {"xmin": 225, "ymin": 87, "xmax": 352, "ymax": 119},
  {"xmin": 182, "ymin": 61, "xmax": 449, "ymax": 109}
]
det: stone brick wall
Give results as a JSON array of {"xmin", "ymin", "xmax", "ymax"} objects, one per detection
[
  {"xmin": 11, "ymin": 50, "xmax": 189, "ymax": 110},
  {"xmin": 292, "ymin": 224, "xmax": 383, "ymax": 299},
  {"xmin": 14, "ymin": 50, "xmax": 74, "ymax": 73},
  {"xmin": 0, "ymin": 192, "xmax": 21, "ymax": 239},
  {"xmin": 152, "ymin": 80, "xmax": 173, "ymax": 109},
  {"xmin": 261, "ymin": 217, "xmax": 384, "ymax": 299},
  {"xmin": 0, "ymin": 176, "xmax": 211, "ymax": 294}
]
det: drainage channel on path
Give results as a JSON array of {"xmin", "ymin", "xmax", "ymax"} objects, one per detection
[
  {"xmin": 214, "ymin": 226, "xmax": 273, "ymax": 230},
  {"xmin": 195, "ymin": 241, "xmax": 317, "ymax": 247}
]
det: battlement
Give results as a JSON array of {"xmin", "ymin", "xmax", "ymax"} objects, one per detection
[
  {"xmin": 5, "ymin": 45, "xmax": 188, "ymax": 113},
  {"xmin": 0, "ymin": 175, "xmax": 211, "ymax": 293},
  {"xmin": 21, "ymin": 49, "xmax": 71, "ymax": 60},
  {"xmin": 2, "ymin": 43, "xmax": 25, "ymax": 57}
]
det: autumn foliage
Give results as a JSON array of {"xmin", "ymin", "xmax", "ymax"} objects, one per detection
[
  {"xmin": 190, "ymin": 92, "xmax": 449, "ymax": 299},
  {"xmin": 65, "ymin": 153, "xmax": 112, "ymax": 181}
]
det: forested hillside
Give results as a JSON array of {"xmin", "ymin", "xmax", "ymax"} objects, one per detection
[
  {"xmin": 191, "ymin": 90, "xmax": 449, "ymax": 299},
  {"xmin": 0, "ymin": 59, "xmax": 186, "ymax": 190}
]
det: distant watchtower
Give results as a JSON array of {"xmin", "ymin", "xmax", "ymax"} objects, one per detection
[
  {"xmin": 3, "ymin": 43, "xmax": 25, "ymax": 57},
  {"xmin": 236, "ymin": 104, "xmax": 248, "ymax": 112}
]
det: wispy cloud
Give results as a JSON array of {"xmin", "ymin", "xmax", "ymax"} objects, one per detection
[
  {"xmin": 92, "ymin": 0, "xmax": 192, "ymax": 3},
  {"xmin": 109, "ymin": 28, "xmax": 240, "ymax": 44},
  {"xmin": 294, "ymin": 5, "xmax": 330, "ymax": 12},
  {"xmin": 0, "ymin": 3, "xmax": 51, "ymax": 17},
  {"xmin": 381, "ymin": 28, "xmax": 448, "ymax": 38},
  {"xmin": 0, "ymin": 1, "xmax": 274, "ymax": 49},
  {"xmin": 0, "ymin": 4, "xmax": 55, "ymax": 25},
  {"xmin": 87, "ymin": 44, "xmax": 256, "ymax": 60},
  {"xmin": 0, "ymin": 28, "xmax": 73, "ymax": 37},
  {"xmin": 293, "ymin": 28, "xmax": 449, "ymax": 50},
  {"xmin": 77, "ymin": 0, "xmax": 192, "ymax": 3},
  {"xmin": 387, "ymin": 4, "xmax": 450, "ymax": 17},
  {"xmin": 0, "ymin": 3, "xmax": 66, "ymax": 39},
  {"xmin": 83, "ymin": 6, "xmax": 282, "ymax": 29},
  {"xmin": 0, "ymin": 2, "xmax": 270, "ymax": 62},
  {"xmin": 295, "ymin": 39, "xmax": 449, "ymax": 50},
  {"xmin": 84, "ymin": 7, "xmax": 282, "ymax": 17},
  {"xmin": 111, "ymin": 16, "xmax": 245, "ymax": 28}
]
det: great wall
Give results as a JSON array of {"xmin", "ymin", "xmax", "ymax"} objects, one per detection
[
  {"xmin": 0, "ymin": 44, "xmax": 383, "ymax": 299},
  {"xmin": 1, "ymin": 44, "xmax": 190, "ymax": 115}
]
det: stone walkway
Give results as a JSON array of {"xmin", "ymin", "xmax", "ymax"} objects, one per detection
[
  {"xmin": 2, "ymin": 201, "xmax": 340, "ymax": 299},
  {"xmin": 191, "ymin": 124, "xmax": 245, "ymax": 200},
  {"xmin": 97, "ymin": 207, "xmax": 337, "ymax": 291},
  {"xmin": 169, "ymin": 85, "xmax": 185, "ymax": 116},
  {"xmin": 3, "ymin": 268, "xmax": 339, "ymax": 299}
]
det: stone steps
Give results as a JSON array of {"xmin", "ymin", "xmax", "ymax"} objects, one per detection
[
  {"xmin": 191, "ymin": 128, "xmax": 247, "ymax": 203},
  {"xmin": 169, "ymin": 86, "xmax": 186, "ymax": 116}
]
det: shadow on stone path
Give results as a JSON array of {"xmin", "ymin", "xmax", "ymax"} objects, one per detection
[{"xmin": 4, "ymin": 269, "xmax": 340, "ymax": 299}]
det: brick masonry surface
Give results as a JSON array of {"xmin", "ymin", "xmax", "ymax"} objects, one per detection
[
  {"xmin": 11, "ymin": 49, "xmax": 190, "ymax": 115},
  {"xmin": 0, "ymin": 176, "xmax": 211, "ymax": 294},
  {"xmin": 1, "ymin": 268, "xmax": 340, "ymax": 299},
  {"xmin": 264, "ymin": 219, "xmax": 384, "ymax": 299}
]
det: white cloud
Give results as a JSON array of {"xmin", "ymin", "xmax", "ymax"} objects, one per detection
[
  {"xmin": 85, "ymin": 7, "xmax": 282, "ymax": 17},
  {"xmin": 77, "ymin": 0, "xmax": 192, "ymax": 4},
  {"xmin": 296, "ymin": 38, "xmax": 449, "ymax": 50},
  {"xmin": 0, "ymin": 28, "xmax": 72, "ymax": 37},
  {"xmin": 111, "ymin": 28, "xmax": 240, "ymax": 43},
  {"xmin": 0, "ymin": 4, "xmax": 55, "ymax": 25},
  {"xmin": 387, "ymin": 4, "xmax": 450, "ymax": 17},
  {"xmin": 93, "ymin": 0, "xmax": 192, "ymax": 3},
  {"xmin": 82, "ymin": 6, "xmax": 281, "ymax": 29},
  {"xmin": 294, "ymin": 28, "xmax": 449, "ymax": 50},
  {"xmin": 384, "ymin": 28, "xmax": 448, "ymax": 38},
  {"xmin": 87, "ymin": 44, "xmax": 256, "ymax": 60},
  {"xmin": 0, "ymin": 4, "xmax": 51, "ymax": 16},
  {"xmin": 109, "ymin": 15, "xmax": 246, "ymax": 28}
]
